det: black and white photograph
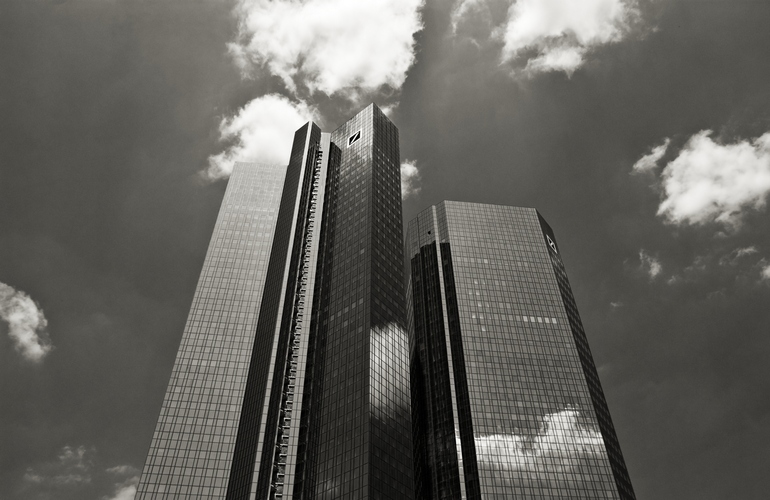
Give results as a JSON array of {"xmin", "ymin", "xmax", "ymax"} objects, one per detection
[{"xmin": 1, "ymin": 1, "xmax": 769, "ymax": 499}]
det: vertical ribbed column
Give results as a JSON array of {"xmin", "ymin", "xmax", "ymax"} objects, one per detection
[
  {"xmin": 226, "ymin": 123, "xmax": 321, "ymax": 500},
  {"xmin": 270, "ymin": 140, "xmax": 328, "ymax": 499}
]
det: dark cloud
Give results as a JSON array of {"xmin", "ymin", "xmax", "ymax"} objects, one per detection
[{"xmin": 2, "ymin": 0, "xmax": 770, "ymax": 499}]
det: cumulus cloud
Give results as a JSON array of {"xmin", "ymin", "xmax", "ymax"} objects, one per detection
[
  {"xmin": 735, "ymin": 246, "xmax": 759, "ymax": 258},
  {"xmin": 757, "ymin": 259, "xmax": 770, "ymax": 283},
  {"xmin": 24, "ymin": 446, "xmax": 139, "ymax": 499},
  {"xmin": 495, "ymin": 0, "xmax": 639, "ymax": 76},
  {"xmin": 210, "ymin": 1, "xmax": 424, "ymax": 180},
  {"xmin": 106, "ymin": 465, "xmax": 139, "ymax": 476},
  {"xmin": 474, "ymin": 407, "xmax": 607, "ymax": 474},
  {"xmin": 206, "ymin": 94, "xmax": 316, "ymax": 180},
  {"xmin": 103, "ymin": 474, "xmax": 139, "ymax": 500},
  {"xmin": 639, "ymin": 249, "xmax": 662, "ymax": 280},
  {"xmin": 400, "ymin": 159, "xmax": 421, "ymax": 198},
  {"xmin": 0, "ymin": 281, "xmax": 52, "ymax": 362},
  {"xmin": 228, "ymin": 0, "xmax": 424, "ymax": 99},
  {"xmin": 655, "ymin": 131, "xmax": 770, "ymax": 227},
  {"xmin": 24, "ymin": 445, "xmax": 94, "ymax": 487},
  {"xmin": 719, "ymin": 246, "xmax": 758, "ymax": 266},
  {"xmin": 451, "ymin": 0, "xmax": 491, "ymax": 36},
  {"xmin": 632, "ymin": 138, "xmax": 670, "ymax": 174},
  {"xmin": 761, "ymin": 263, "xmax": 770, "ymax": 282}
]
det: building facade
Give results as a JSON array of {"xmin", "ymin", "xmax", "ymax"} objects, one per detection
[
  {"xmin": 136, "ymin": 105, "xmax": 635, "ymax": 500},
  {"xmin": 134, "ymin": 162, "xmax": 286, "ymax": 499},
  {"xmin": 407, "ymin": 201, "xmax": 635, "ymax": 500},
  {"xmin": 136, "ymin": 104, "xmax": 413, "ymax": 500}
]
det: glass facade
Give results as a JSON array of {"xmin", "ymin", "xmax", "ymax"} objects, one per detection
[
  {"xmin": 137, "ymin": 105, "xmax": 412, "ymax": 500},
  {"xmin": 136, "ymin": 110, "xmax": 634, "ymax": 500},
  {"xmin": 407, "ymin": 201, "xmax": 635, "ymax": 500},
  {"xmin": 308, "ymin": 104, "xmax": 413, "ymax": 500},
  {"xmin": 226, "ymin": 122, "xmax": 326, "ymax": 500},
  {"xmin": 135, "ymin": 162, "xmax": 286, "ymax": 499}
]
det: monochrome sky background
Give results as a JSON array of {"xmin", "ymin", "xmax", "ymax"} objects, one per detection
[{"xmin": 1, "ymin": 1, "xmax": 769, "ymax": 499}]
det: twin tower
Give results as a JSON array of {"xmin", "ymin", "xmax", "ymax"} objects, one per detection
[{"xmin": 135, "ymin": 104, "xmax": 635, "ymax": 499}]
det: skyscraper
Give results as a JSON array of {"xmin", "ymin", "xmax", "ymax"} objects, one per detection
[
  {"xmin": 136, "ymin": 104, "xmax": 413, "ymax": 500},
  {"xmin": 407, "ymin": 201, "xmax": 635, "ymax": 499}
]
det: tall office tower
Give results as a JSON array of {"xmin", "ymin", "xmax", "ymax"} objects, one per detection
[
  {"xmin": 135, "ymin": 162, "xmax": 286, "ymax": 500},
  {"xmin": 136, "ymin": 104, "xmax": 413, "ymax": 500},
  {"xmin": 407, "ymin": 202, "xmax": 635, "ymax": 500}
]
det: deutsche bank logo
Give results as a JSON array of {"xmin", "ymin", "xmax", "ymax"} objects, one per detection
[
  {"xmin": 546, "ymin": 235, "xmax": 558, "ymax": 254},
  {"xmin": 348, "ymin": 130, "xmax": 361, "ymax": 147}
]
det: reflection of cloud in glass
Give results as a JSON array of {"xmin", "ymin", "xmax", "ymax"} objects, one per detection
[
  {"xmin": 369, "ymin": 322, "xmax": 410, "ymax": 418},
  {"xmin": 317, "ymin": 478, "xmax": 340, "ymax": 500},
  {"xmin": 474, "ymin": 407, "xmax": 606, "ymax": 474}
]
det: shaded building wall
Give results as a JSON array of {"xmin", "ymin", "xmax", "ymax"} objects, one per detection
[{"xmin": 309, "ymin": 104, "xmax": 414, "ymax": 500}]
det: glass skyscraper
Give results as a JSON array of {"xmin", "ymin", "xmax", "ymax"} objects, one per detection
[
  {"xmin": 407, "ymin": 201, "xmax": 635, "ymax": 500},
  {"xmin": 134, "ymin": 162, "xmax": 286, "ymax": 500},
  {"xmin": 135, "ymin": 104, "xmax": 413, "ymax": 500},
  {"xmin": 135, "ymin": 105, "xmax": 635, "ymax": 500}
]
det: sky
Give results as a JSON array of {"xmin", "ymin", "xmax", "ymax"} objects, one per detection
[{"xmin": 1, "ymin": 0, "xmax": 769, "ymax": 498}]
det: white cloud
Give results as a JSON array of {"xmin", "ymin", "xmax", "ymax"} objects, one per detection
[
  {"xmin": 0, "ymin": 281, "xmax": 52, "ymax": 362},
  {"xmin": 523, "ymin": 45, "xmax": 584, "ymax": 75},
  {"xmin": 656, "ymin": 131, "xmax": 770, "ymax": 227},
  {"xmin": 451, "ymin": 0, "xmax": 489, "ymax": 35},
  {"xmin": 379, "ymin": 102, "xmax": 398, "ymax": 118},
  {"xmin": 639, "ymin": 249, "xmax": 662, "ymax": 279},
  {"xmin": 106, "ymin": 465, "xmax": 139, "ymax": 476},
  {"xmin": 719, "ymin": 246, "xmax": 758, "ymax": 266},
  {"xmin": 24, "ymin": 446, "xmax": 139, "ymax": 499},
  {"xmin": 212, "ymin": 1, "xmax": 424, "ymax": 180},
  {"xmin": 400, "ymin": 159, "xmax": 421, "ymax": 199},
  {"xmin": 228, "ymin": 0, "xmax": 424, "ymax": 99},
  {"xmin": 632, "ymin": 138, "xmax": 670, "ymax": 174},
  {"xmin": 735, "ymin": 246, "xmax": 759, "ymax": 258},
  {"xmin": 24, "ymin": 445, "xmax": 93, "ymax": 487},
  {"xmin": 206, "ymin": 94, "xmax": 316, "ymax": 180},
  {"xmin": 760, "ymin": 260, "xmax": 770, "ymax": 282},
  {"xmin": 496, "ymin": 0, "xmax": 639, "ymax": 75},
  {"xmin": 474, "ymin": 407, "xmax": 607, "ymax": 474},
  {"xmin": 103, "ymin": 475, "xmax": 139, "ymax": 500}
]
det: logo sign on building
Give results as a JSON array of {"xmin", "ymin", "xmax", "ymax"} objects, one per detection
[{"xmin": 546, "ymin": 234, "xmax": 558, "ymax": 254}]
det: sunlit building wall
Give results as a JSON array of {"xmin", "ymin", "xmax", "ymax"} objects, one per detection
[
  {"xmin": 407, "ymin": 201, "xmax": 635, "ymax": 500},
  {"xmin": 135, "ymin": 162, "xmax": 286, "ymax": 499}
]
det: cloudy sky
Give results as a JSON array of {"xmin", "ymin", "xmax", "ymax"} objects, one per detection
[{"xmin": 1, "ymin": 0, "xmax": 769, "ymax": 498}]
